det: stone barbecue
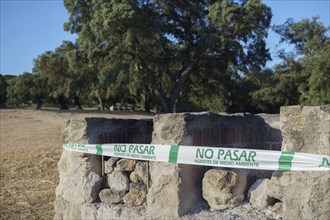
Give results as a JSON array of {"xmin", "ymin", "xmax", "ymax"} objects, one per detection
[{"xmin": 55, "ymin": 105, "xmax": 330, "ymax": 220}]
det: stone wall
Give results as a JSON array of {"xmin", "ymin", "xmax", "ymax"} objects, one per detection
[
  {"xmin": 147, "ymin": 112, "xmax": 281, "ymax": 219},
  {"xmin": 272, "ymin": 106, "xmax": 330, "ymax": 219},
  {"xmin": 281, "ymin": 105, "xmax": 330, "ymax": 155},
  {"xmin": 242, "ymin": 105, "xmax": 330, "ymax": 219},
  {"xmin": 55, "ymin": 118, "xmax": 153, "ymax": 219},
  {"xmin": 54, "ymin": 106, "xmax": 329, "ymax": 220}
]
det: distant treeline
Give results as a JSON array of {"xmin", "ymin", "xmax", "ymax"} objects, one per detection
[{"xmin": 0, "ymin": 1, "xmax": 329, "ymax": 113}]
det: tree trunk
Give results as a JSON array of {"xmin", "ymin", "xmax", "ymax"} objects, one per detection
[
  {"xmin": 143, "ymin": 94, "xmax": 151, "ymax": 112},
  {"xmin": 98, "ymin": 96, "xmax": 105, "ymax": 110},
  {"xmin": 168, "ymin": 63, "xmax": 194, "ymax": 113},
  {"xmin": 164, "ymin": 100, "xmax": 175, "ymax": 113},
  {"xmin": 139, "ymin": 61, "xmax": 194, "ymax": 113},
  {"xmin": 72, "ymin": 96, "xmax": 83, "ymax": 110},
  {"xmin": 35, "ymin": 98, "xmax": 43, "ymax": 110},
  {"xmin": 58, "ymin": 95, "xmax": 69, "ymax": 110}
]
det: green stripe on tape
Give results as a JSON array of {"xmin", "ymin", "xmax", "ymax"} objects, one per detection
[
  {"xmin": 169, "ymin": 144, "xmax": 179, "ymax": 163},
  {"xmin": 278, "ymin": 152, "xmax": 295, "ymax": 171},
  {"xmin": 96, "ymin": 144, "xmax": 103, "ymax": 155}
]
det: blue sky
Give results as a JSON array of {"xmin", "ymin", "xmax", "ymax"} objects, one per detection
[
  {"xmin": 264, "ymin": 0, "xmax": 330, "ymax": 67},
  {"xmin": 0, "ymin": 0, "xmax": 329, "ymax": 75},
  {"xmin": 0, "ymin": 0, "xmax": 76, "ymax": 75}
]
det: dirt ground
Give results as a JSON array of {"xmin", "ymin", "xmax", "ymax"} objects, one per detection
[{"xmin": 0, "ymin": 108, "xmax": 153, "ymax": 219}]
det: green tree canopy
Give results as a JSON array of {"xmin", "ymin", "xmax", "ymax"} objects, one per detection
[
  {"xmin": 274, "ymin": 16, "xmax": 329, "ymax": 55},
  {"xmin": 299, "ymin": 43, "xmax": 330, "ymax": 104},
  {"xmin": 250, "ymin": 17, "xmax": 330, "ymax": 112},
  {"xmin": 6, "ymin": 72, "xmax": 34, "ymax": 106},
  {"xmin": 0, "ymin": 74, "xmax": 15, "ymax": 105},
  {"xmin": 64, "ymin": 0, "xmax": 272, "ymax": 112},
  {"xmin": 274, "ymin": 16, "xmax": 330, "ymax": 105},
  {"xmin": 33, "ymin": 41, "xmax": 85, "ymax": 109}
]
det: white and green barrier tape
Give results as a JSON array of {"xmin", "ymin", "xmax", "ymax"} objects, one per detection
[{"xmin": 63, "ymin": 143, "xmax": 330, "ymax": 171}]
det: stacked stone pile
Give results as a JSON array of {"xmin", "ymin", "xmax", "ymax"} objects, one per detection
[
  {"xmin": 202, "ymin": 168, "xmax": 273, "ymax": 211},
  {"xmin": 99, "ymin": 157, "xmax": 149, "ymax": 206}
]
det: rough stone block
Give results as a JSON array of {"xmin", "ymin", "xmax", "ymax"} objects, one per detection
[
  {"xmin": 80, "ymin": 203, "xmax": 146, "ymax": 219},
  {"xmin": 104, "ymin": 164, "xmax": 114, "ymax": 175},
  {"xmin": 83, "ymin": 172, "xmax": 103, "ymax": 203},
  {"xmin": 147, "ymin": 113, "xmax": 207, "ymax": 219},
  {"xmin": 108, "ymin": 171, "xmax": 130, "ymax": 191},
  {"xmin": 130, "ymin": 161, "xmax": 148, "ymax": 185},
  {"xmin": 280, "ymin": 105, "xmax": 330, "ymax": 155},
  {"xmin": 55, "ymin": 118, "xmax": 104, "ymax": 220},
  {"xmin": 130, "ymin": 182, "xmax": 147, "ymax": 194},
  {"xmin": 123, "ymin": 191, "xmax": 146, "ymax": 206},
  {"xmin": 147, "ymin": 161, "xmax": 181, "ymax": 218},
  {"xmin": 202, "ymin": 169, "xmax": 247, "ymax": 211},
  {"xmin": 99, "ymin": 189, "xmax": 126, "ymax": 204},
  {"xmin": 272, "ymin": 202, "xmax": 283, "ymax": 218},
  {"xmin": 115, "ymin": 159, "xmax": 137, "ymax": 172},
  {"xmin": 248, "ymin": 178, "xmax": 275, "ymax": 207},
  {"xmin": 277, "ymin": 105, "xmax": 330, "ymax": 220},
  {"xmin": 268, "ymin": 171, "xmax": 330, "ymax": 220},
  {"xmin": 105, "ymin": 157, "xmax": 119, "ymax": 174}
]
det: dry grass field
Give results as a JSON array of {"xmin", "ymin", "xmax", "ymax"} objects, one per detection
[{"xmin": 0, "ymin": 109, "xmax": 153, "ymax": 219}]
